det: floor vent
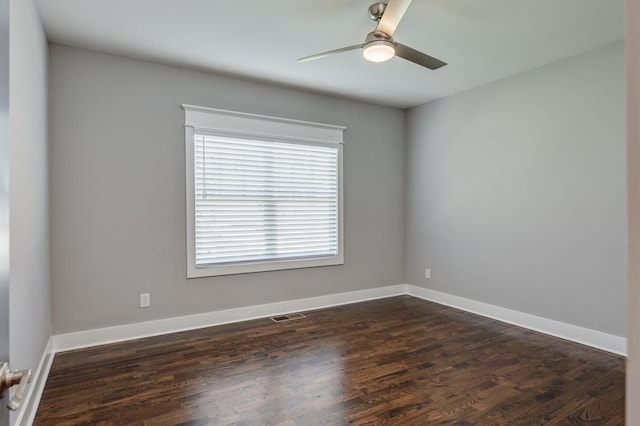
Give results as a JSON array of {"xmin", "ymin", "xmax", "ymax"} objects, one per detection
[{"xmin": 271, "ymin": 313, "xmax": 306, "ymax": 323}]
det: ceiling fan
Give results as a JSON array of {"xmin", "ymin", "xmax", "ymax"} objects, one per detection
[{"xmin": 298, "ymin": 0, "xmax": 447, "ymax": 70}]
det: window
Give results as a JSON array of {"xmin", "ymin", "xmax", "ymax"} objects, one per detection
[{"xmin": 183, "ymin": 105, "xmax": 344, "ymax": 278}]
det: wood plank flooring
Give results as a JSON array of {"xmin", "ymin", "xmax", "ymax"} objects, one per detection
[{"xmin": 34, "ymin": 296, "xmax": 625, "ymax": 425}]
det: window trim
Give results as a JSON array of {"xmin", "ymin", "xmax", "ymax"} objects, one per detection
[{"xmin": 182, "ymin": 104, "xmax": 345, "ymax": 278}]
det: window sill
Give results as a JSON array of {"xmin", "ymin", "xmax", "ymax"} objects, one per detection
[{"xmin": 187, "ymin": 254, "xmax": 344, "ymax": 278}]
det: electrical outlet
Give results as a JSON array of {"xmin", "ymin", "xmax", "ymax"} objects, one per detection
[
  {"xmin": 140, "ymin": 293, "xmax": 151, "ymax": 308},
  {"xmin": 425, "ymin": 268, "xmax": 431, "ymax": 279}
]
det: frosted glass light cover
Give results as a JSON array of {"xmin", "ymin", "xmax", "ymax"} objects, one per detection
[{"xmin": 363, "ymin": 42, "xmax": 395, "ymax": 62}]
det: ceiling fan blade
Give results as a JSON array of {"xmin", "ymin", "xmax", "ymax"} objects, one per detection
[
  {"xmin": 376, "ymin": 0, "xmax": 412, "ymax": 37},
  {"xmin": 395, "ymin": 43, "xmax": 447, "ymax": 70},
  {"xmin": 298, "ymin": 45, "xmax": 363, "ymax": 63}
]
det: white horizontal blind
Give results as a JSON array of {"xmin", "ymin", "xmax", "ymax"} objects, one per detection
[{"xmin": 194, "ymin": 134, "xmax": 339, "ymax": 267}]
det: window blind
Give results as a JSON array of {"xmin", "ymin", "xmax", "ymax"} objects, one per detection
[{"xmin": 194, "ymin": 134, "xmax": 339, "ymax": 267}]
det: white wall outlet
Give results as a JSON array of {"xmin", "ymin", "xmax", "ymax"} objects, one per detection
[
  {"xmin": 140, "ymin": 293, "xmax": 151, "ymax": 308},
  {"xmin": 425, "ymin": 268, "xmax": 431, "ymax": 279}
]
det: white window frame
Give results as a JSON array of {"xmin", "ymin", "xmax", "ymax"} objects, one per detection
[{"xmin": 182, "ymin": 104, "xmax": 345, "ymax": 278}]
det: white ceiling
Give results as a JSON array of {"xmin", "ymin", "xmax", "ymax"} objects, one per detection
[{"xmin": 36, "ymin": 0, "xmax": 625, "ymax": 108}]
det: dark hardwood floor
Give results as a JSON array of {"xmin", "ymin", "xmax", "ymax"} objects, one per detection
[{"xmin": 35, "ymin": 296, "xmax": 625, "ymax": 425}]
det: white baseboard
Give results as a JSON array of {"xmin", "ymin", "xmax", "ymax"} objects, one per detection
[
  {"xmin": 53, "ymin": 284, "xmax": 407, "ymax": 352},
  {"xmin": 52, "ymin": 283, "xmax": 627, "ymax": 357},
  {"xmin": 406, "ymin": 284, "xmax": 627, "ymax": 356},
  {"xmin": 13, "ymin": 336, "xmax": 55, "ymax": 426}
]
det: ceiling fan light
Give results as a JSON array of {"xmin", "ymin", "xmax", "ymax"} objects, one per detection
[{"xmin": 363, "ymin": 40, "xmax": 395, "ymax": 62}]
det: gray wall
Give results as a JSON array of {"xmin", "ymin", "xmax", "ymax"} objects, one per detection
[
  {"xmin": 49, "ymin": 45, "xmax": 405, "ymax": 334},
  {"xmin": 8, "ymin": 0, "xmax": 50, "ymax": 379},
  {"xmin": 405, "ymin": 41, "xmax": 627, "ymax": 336}
]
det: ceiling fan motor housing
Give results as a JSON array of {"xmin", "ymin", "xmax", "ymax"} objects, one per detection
[{"xmin": 364, "ymin": 30, "xmax": 394, "ymax": 45}]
